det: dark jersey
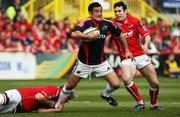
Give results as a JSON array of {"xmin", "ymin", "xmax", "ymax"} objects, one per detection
[{"xmin": 73, "ymin": 18, "xmax": 121, "ymax": 65}]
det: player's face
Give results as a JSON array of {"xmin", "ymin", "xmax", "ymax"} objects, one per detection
[
  {"xmin": 89, "ymin": 6, "xmax": 102, "ymax": 21},
  {"xmin": 114, "ymin": 6, "xmax": 127, "ymax": 21}
]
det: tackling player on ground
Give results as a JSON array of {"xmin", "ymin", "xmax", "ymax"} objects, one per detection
[{"xmin": 0, "ymin": 86, "xmax": 73, "ymax": 113}]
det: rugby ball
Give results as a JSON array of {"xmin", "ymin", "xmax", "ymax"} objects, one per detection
[
  {"xmin": 83, "ymin": 27, "xmax": 100, "ymax": 35},
  {"xmin": 82, "ymin": 27, "xmax": 100, "ymax": 42}
]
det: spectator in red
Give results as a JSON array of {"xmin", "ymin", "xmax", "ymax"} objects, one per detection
[
  {"xmin": 4, "ymin": 23, "xmax": 13, "ymax": 39},
  {"xmin": 156, "ymin": 18, "xmax": 164, "ymax": 32},
  {"xmin": 0, "ymin": 9, "xmax": 8, "ymax": 21},
  {"xmin": 14, "ymin": 13, "xmax": 31, "ymax": 31},
  {"xmin": 0, "ymin": 32, "xmax": 7, "ymax": 51},
  {"xmin": 57, "ymin": 21, "xmax": 68, "ymax": 39},
  {"xmin": 63, "ymin": 17, "xmax": 71, "ymax": 38},
  {"xmin": 67, "ymin": 38, "xmax": 78, "ymax": 52},
  {"xmin": 0, "ymin": 9, "xmax": 7, "ymax": 32},
  {"xmin": 4, "ymin": 29, "xmax": 24, "ymax": 52},
  {"xmin": 39, "ymin": 33, "xmax": 56, "ymax": 54},
  {"xmin": 35, "ymin": 23, "xmax": 45, "ymax": 40},
  {"xmin": 172, "ymin": 36, "xmax": 180, "ymax": 54}
]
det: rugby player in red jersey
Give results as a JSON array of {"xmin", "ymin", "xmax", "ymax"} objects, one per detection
[
  {"xmin": 0, "ymin": 86, "xmax": 73, "ymax": 113},
  {"xmin": 112, "ymin": 1, "xmax": 162, "ymax": 111}
]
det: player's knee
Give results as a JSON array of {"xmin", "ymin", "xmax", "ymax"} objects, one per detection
[
  {"xmin": 122, "ymin": 78, "xmax": 132, "ymax": 85},
  {"xmin": 122, "ymin": 75, "xmax": 131, "ymax": 83},
  {"xmin": 111, "ymin": 82, "xmax": 120, "ymax": 89},
  {"xmin": 150, "ymin": 80, "xmax": 159, "ymax": 89}
]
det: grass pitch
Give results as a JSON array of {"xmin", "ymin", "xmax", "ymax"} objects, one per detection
[{"xmin": 0, "ymin": 76, "xmax": 180, "ymax": 117}]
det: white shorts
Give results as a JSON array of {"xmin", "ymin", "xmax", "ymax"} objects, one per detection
[
  {"xmin": 72, "ymin": 59, "xmax": 113, "ymax": 78},
  {"xmin": 0, "ymin": 89, "xmax": 21, "ymax": 113},
  {"xmin": 121, "ymin": 54, "xmax": 151, "ymax": 69}
]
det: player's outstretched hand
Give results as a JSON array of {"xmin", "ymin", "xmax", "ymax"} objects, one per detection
[
  {"xmin": 125, "ymin": 50, "xmax": 134, "ymax": 61},
  {"xmin": 143, "ymin": 45, "xmax": 149, "ymax": 54}
]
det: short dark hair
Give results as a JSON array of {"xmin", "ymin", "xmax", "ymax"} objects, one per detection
[
  {"xmin": 88, "ymin": 2, "xmax": 102, "ymax": 12},
  {"xmin": 114, "ymin": 1, "xmax": 127, "ymax": 11}
]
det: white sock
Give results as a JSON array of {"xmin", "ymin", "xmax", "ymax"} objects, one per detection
[
  {"xmin": 102, "ymin": 84, "xmax": 115, "ymax": 97},
  {"xmin": 137, "ymin": 100, "xmax": 144, "ymax": 105},
  {"xmin": 55, "ymin": 86, "xmax": 72, "ymax": 108},
  {"xmin": 0, "ymin": 93, "xmax": 6, "ymax": 105}
]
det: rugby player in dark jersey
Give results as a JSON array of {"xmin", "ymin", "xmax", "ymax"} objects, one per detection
[{"xmin": 55, "ymin": 2, "xmax": 133, "ymax": 110}]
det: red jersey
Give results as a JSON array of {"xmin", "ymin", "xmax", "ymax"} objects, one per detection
[
  {"xmin": 17, "ymin": 86, "xmax": 59, "ymax": 112},
  {"xmin": 113, "ymin": 16, "xmax": 149, "ymax": 60}
]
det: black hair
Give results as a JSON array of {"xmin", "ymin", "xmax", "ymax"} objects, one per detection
[
  {"xmin": 88, "ymin": 2, "xmax": 102, "ymax": 12},
  {"xmin": 114, "ymin": 1, "xmax": 127, "ymax": 11}
]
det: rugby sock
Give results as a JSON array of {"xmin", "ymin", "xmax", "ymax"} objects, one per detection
[
  {"xmin": 55, "ymin": 86, "xmax": 72, "ymax": 109},
  {"xmin": 126, "ymin": 81, "xmax": 143, "ymax": 104},
  {"xmin": 0, "ymin": 93, "xmax": 7, "ymax": 105},
  {"xmin": 149, "ymin": 86, "xmax": 159, "ymax": 106},
  {"xmin": 102, "ymin": 83, "xmax": 115, "ymax": 97}
]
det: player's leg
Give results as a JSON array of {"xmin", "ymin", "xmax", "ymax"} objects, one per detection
[
  {"xmin": 0, "ymin": 93, "xmax": 9, "ymax": 105},
  {"xmin": 0, "ymin": 89, "xmax": 21, "ymax": 113},
  {"xmin": 103, "ymin": 69, "xmax": 120, "ymax": 95},
  {"xmin": 55, "ymin": 74, "xmax": 81, "ymax": 109},
  {"xmin": 101, "ymin": 70, "xmax": 120, "ymax": 106},
  {"xmin": 139, "ymin": 63, "xmax": 162, "ymax": 110},
  {"xmin": 94, "ymin": 61, "xmax": 119, "ymax": 106},
  {"xmin": 121, "ymin": 59, "xmax": 144, "ymax": 111},
  {"xmin": 55, "ymin": 60, "xmax": 90, "ymax": 109}
]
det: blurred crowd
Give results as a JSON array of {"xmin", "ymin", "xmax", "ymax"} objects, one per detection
[
  {"xmin": 0, "ymin": 0, "xmax": 180, "ymax": 55},
  {"xmin": 143, "ymin": 17, "xmax": 180, "ymax": 54},
  {"xmin": 0, "ymin": 0, "xmax": 79, "ymax": 54}
]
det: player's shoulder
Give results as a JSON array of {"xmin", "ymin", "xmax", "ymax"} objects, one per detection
[
  {"xmin": 102, "ymin": 18, "xmax": 113, "ymax": 23},
  {"xmin": 81, "ymin": 18, "xmax": 95, "ymax": 24},
  {"xmin": 127, "ymin": 16, "xmax": 140, "ymax": 24},
  {"xmin": 82, "ymin": 18, "xmax": 91, "ymax": 22},
  {"xmin": 77, "ymin": 18, "xmax": 91, "ymax": 27},
  {"xmin": 102, "ymin": 18, "xmax": 116, "ymax": 26},
  {"xmin": 127, "ymin": 16, "xmax": 139, "ymax": 21},
  {"xmin": 112, "ymin": 18, "xmax": 117, "ymax": 22}
]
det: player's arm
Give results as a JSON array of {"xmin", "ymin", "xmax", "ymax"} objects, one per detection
[
  {"xmin": 119, "ymin": 33, "xmax": 133, "ymax": 59},
  {"xmin": 35, "ymin": 93, "xmax": 55, "ymax": 108},
  {"xmin": 71, "ymin": 30, "xmax": 98, "ymax": 41},
  {"xmin": 136, "ymin": 19, "xmax": 151, "ymax": 54},
  {"xmin": 143, "ymin": 35, "xmax": 151, "ymax": 54},
  {"xmin": 104, "ymin": 35, "xmax": 118, "ymax": 54},
  {"xmin": 37, "ymin": 108, "xmax": 62, "ymax": 113},
  {"xmin": 35, "ymin": 93, "xmax": 62, "ymax": 112}
]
